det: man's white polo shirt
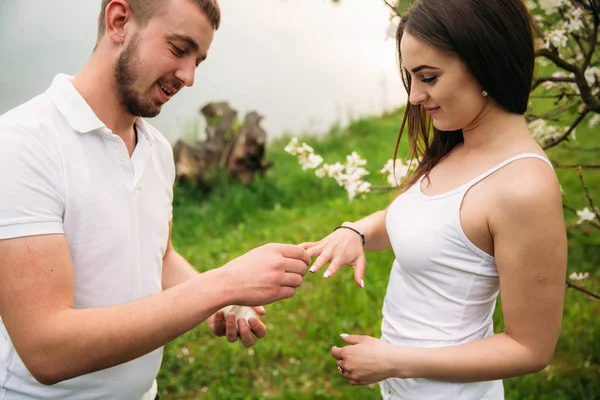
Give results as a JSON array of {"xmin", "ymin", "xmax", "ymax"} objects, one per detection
[{"xmin": 0, "ymin": 74, "xmax": 175, "ymax": 399}]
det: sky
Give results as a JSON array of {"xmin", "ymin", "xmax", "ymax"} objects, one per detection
[{"xmin": 0, "ymin": 0, "xmax": 407, "ymax": 143}]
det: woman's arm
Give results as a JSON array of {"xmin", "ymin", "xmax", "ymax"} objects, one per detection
[
  {"xmin": 343, "ymin": 209, "xmax": 391, "ymax": 252},
  {"xmin": 300, "ymin": 208, "xmax": 390, "ymax": 288},
  {"xmin": 334, "ymin": 161, "xmax": 567, "ymax": 384},
  {"xmin": 392, "ymin": 164, "xmax": 565, "ymax": 380}
]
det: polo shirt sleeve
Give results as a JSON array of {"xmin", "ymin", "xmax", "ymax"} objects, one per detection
[{"xmin": 0, "ymin": 125, "xmax": 65, "ymax": 240}]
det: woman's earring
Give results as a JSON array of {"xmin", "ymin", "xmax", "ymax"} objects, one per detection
[{"xmin": 482, "ymin": 90, "xmax": 488, "ymax": 97}]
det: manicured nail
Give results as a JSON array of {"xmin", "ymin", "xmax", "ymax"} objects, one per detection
[
  {"xmin": 360, "ymin": 279, "xmax": 365, "ymax": 289},
  {"xmin": 324, "ymin": 271, "xmax": 331, "ymax": 278},
  {"xmin": 309, "ymin": 266, "xmax": 317, "ymax": 273},
  {"xmin": 340, "ymin": 333, "xmax": 349, "ymax": 338}
]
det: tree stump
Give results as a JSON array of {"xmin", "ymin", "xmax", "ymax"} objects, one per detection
[{"xmin": 173, "ymin": 102, "xmax": 272, "ymax": 191}]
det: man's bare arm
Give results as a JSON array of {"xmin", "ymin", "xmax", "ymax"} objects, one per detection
[{"xmin": 0, "ymin": 234, "xmax": 309, "ymax": 385}]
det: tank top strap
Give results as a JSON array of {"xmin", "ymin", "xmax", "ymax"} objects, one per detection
[{"xmin": 461, "ymin": 153, "xmax": 553, "ymax": 192}]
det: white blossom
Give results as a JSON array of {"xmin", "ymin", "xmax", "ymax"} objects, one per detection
[
  {"xmin": 564, "ymin": 19, "xmax": 584, "ymax": 34},
  {"xmin": 284, "ymin": 138, "xmax": 300, "ymax": 155},
  {"xmin": 539, "ymin": 0, "xmax": 568, "ymax": 15},
  {"xmin": 301, "ymin": 153, "xmax": 323, "ymax": 170},
  {"xmin": 285, "ymin": 139, "xmax": 372, "ymax": 201},
  {"xmin": 528, "ymin": 119, "xmax": 565, "ymax": 145},
  {"xmin": 589, "ymin": 114, "xmax": 600, "ymax": 128},
  {"xmin": 569, "ymin": 271, "xmax": 590, "ymax": 281},
  {"xmin": 285, "ymin": 138, "xmax": 323, "ymax": 170},
  {"xmin": 380, "ymin": 159, "xmax": 414, "ymax": 187},
  {"xmin": 321, "ymin": 162, "xmax": 345, "ymax": 178},
  {"xmin": 345, "ymin": 179, "xmax": 372, "ymax": 201},
  {"xmin": 542, "ymin": 81, "xmax": 555, "ymax": 89},
  {"xmin": 576, "ymin": 207, "xmax": 596, "ymax": 224},
  {"xmin": 346, "ymin": 152, "xmax": 367, "ymax": 167},
  {"xmin": 584, "ymin": 67, "xmax": 599, "ymax": 87},
  {"xmin": 545, "ymin": 29, "xmax": 568, "ymax": 48},
  {"xmin": 315, "ymin": 167, "xmax": 327, "ymax": 178},
  {"xmin": 536, "ymin": 57, "xmax": 550, "ymax": 67}
]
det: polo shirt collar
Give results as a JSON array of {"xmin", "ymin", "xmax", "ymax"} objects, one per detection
[{"xmin": 46, "ymin": 74, "xmax": 108, "ymax": 134}]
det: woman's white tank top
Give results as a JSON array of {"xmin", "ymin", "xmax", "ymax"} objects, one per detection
[{"xmin": 380, "ymin": 153, "xmax": 553, "ymax": 400}]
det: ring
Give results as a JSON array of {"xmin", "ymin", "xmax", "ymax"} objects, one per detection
[{"xmin": 338, "ymin": 365, "xmax": 345, "ymax": 374}]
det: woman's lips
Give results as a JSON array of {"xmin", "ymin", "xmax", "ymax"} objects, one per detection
[{"xmin": 425, "ymin": 106, "xmax": 440, "ymax": 115}]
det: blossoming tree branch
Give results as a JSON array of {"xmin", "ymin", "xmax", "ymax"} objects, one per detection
[{"xmin": 286, "ymin": 0, "xmax": 599, "ymax": 299}]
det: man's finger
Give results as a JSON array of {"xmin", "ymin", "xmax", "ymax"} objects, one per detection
[
  {"xmin": 282, "ymin": 272, "xmax": 304, "ymax": 288},
  {"xmin": 278, "ymin": 244, "xmax": 311, "ymax": 265},
  {"xmin": 283, "ymin": 259, "xmax": 309, "ymax": 276},
  {"xmin": 225, "ymin": 312, "xmax": 238, "ymax": 343},
  {"xmin": 237, "ymin": 319, "xmax": 255, "ymax": 347},
  {"xmin": 248, "ymin": 317, "xmax": 267, "ymax": 338},
  {"xmin": 252, "ymin": 306, "xmax": 266, "ymax": 316},
  {"xmin": 212, "ymin": 310, "xmax": 226, "ymax": 336}
]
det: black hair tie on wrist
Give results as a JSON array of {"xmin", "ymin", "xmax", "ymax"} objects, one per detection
[{"xmin": 334, "ymin": 225, "xmax": 366, "ymax": 246}]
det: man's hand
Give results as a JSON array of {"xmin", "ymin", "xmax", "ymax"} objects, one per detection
[
  {"xmin": 222, "ymin": 243, "xmax": 311, "ymax": 306},
  {"xmin": 207, "ymin": 306, "xmax": 267, "ymax": 347}
]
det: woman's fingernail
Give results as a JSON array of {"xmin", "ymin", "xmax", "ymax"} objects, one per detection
[
  {"xmin": 340, "ymin": 333, "xmax": 349, "ymax": 338},
  {"xmin": 360, "ymin": 279, "xmax": 365, "ymax": 289},
  {"xmin": 309, "ymin": 266, "xmax": 317, "ymax": 273},
  {"xmin": 324, "ymin": 271, "xmax": 331, "ymax": 278}
]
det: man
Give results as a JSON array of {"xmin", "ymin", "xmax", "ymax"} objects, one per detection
[{"xmin": 0, "ymin": 0, "xmax": 310, "ymax": 399}]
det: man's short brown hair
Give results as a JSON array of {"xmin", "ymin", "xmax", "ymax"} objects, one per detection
[{"xmin": 96, "ymin": 0, "xmax": 221, "ymax": 43}]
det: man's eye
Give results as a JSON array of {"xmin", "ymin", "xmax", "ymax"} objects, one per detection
[
  {"xmin": 172, "ymin": 46, "xmax": 185, "ymax": 57},
  {"xmin": 422, "ymin": 76, "xmax": 437, "ymax": 83}
]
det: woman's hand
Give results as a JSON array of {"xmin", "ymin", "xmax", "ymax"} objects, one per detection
[
  {"xmin": 332, "ymin": 334, "xmax": 401, "ymax": 385},
  {"xmin": 299, "ymin": 225, "xmax": 367, "ymax": 288}
]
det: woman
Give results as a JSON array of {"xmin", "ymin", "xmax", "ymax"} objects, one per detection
[{"xmin": 302, "ymin": 0, "xmax": 567, "ymax": 399}]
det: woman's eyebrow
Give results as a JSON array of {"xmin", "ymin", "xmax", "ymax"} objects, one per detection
[{"xmin": 411, "ymin": 65, "xmax": 440, "ymax": 73}]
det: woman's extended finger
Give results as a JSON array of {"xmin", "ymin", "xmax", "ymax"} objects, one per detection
[
  {"xmin": 305, "ymin": 244, "xmax": 325, "ymax": 259},
  {"xmin": 353, "ymin": 254, "xmax": 367, "ymax": 289},
  {"xmin": 298, "ymin": 241, "xmax": 318, "ymax": 250},
  {"xmin": 309, "ymin": 250, "xmax": 333, "ymax": 273},
  {"xmin": 323, "ymin": 257, "xmax": 348, "ymax": 279}
]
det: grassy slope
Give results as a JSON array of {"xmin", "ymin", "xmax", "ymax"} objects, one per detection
[{"xmin": 159, "ymin": 109, "xmax": 600, "ymax": 400}]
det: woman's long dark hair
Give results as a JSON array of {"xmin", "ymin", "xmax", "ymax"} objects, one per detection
[{"xmin": 394, "ymin": 0, "xmax": 535, "ymax": 190}]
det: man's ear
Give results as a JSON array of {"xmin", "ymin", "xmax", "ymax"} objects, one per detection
[{"xmin": 104, "ymin": 0, "xmax": 132, "ymax": 45}]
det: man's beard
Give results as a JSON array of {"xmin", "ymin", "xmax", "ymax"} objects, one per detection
[{"xmin": 114, "ymin": 33, "xmax": 161, "ymax": 118}]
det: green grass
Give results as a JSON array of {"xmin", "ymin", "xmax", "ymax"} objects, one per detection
[{"xmin": 158, "ymin": 108, "xmax": 600, "ymax": 399}]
